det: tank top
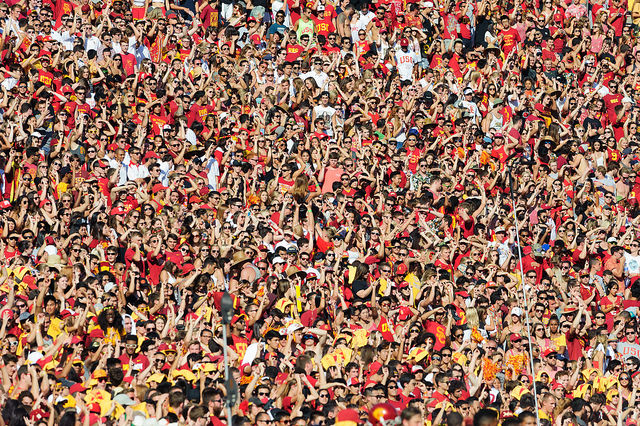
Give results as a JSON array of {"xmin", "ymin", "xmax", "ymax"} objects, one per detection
[
  {"xmin": 296, "ymin": 18, "xmax": 314, "ymax": 41},
  {"xmin": 489, "ymin": 111, "xmax": 503, "ymax": 130},
  {"xmin": 255, "ymin": 72, "xmax": 266, "ymax": 85}
]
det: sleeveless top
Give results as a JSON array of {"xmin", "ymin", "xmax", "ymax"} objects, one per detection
[
  {"xmin": 489, "ymin": 111, "xmax": 504, "ymax": 130},
  {"xmin": 296, "ymin": 18, "xmax": 314, "ymax": 41}
]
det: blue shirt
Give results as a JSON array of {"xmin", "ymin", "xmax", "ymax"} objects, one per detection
[{"xmin": 267, "ymin": 23, "xmax": 287, "ymax": 38}]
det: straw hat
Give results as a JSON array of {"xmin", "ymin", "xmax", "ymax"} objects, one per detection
[
  {"xmin": 45, "ymin": 254, "xmax": 65, "ymax": 270},
  {"xmin": 286, "ymin": 266, "xmax": 306, "ymax": 279},
  {"xmin": 230, "ymin": 251, "xmax": 251, "ymax": 269}
]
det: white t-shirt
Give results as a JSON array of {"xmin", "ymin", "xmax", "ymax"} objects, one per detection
[
  {"xmin": 460, "ymin": 100, "xmax": 482, "ymax": 119},
  {"xmin": 395, "ymin": 48, "xmax": 419, "ymax": 81},
  {"xmin": 313, "ymin": 105, "xmax": 336, "ymax": 122},
  {"xmin": 624, "ymin": 251, "xmax": 640, "ymax": 275},
  {"xmin": 85, "ymin": 35, "xmax": 102, "ymax": 53},
  {"xmin": 300, "ymin": 69, "xmax": 328, "ymax": 90},
  {"xmin": 206, "ymin": 158, "xmax": 220, "ymax": 191},
  {"xmin": 119, "ymin": 161, "xmax": 149, "ymax": 184},
  {"xmin": 53, "ymin": 30, "xmax": 76, "ymax": 51},
  {"xmin": 463, "ymin": 327, "xmax": 488, "ymax": 342}
]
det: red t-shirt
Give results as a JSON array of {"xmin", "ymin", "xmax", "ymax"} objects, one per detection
[
  {"xmin": 121, "ymin": 53, "xmax": 137, "ymax": 75},
  {"xmin": 285, "ymin": 43, "xmax": 304, "ymax": 62},
  {"xmin": 146, "ymin": 251, "xmax": 166, "ymax": 286},
  {"xmin": 565, "ymin": 330, "xmax": 586, "ymax": 361},
  {"xmin": 119, "ymin": 352, "xmax": 150, "ymax": 371},
  {"xmin": 499, "ymin": 27, "xmax": 520, "ymax": 55}
]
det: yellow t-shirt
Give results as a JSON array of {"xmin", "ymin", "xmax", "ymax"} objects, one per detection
[{"xmin": 552, "ymin": 334, "xmax": 567, "ymax": 350}]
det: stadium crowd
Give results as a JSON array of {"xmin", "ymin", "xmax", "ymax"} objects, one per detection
[{"xmin": 1, "ymin": 0, "xmax": 640, "ymax": 424}]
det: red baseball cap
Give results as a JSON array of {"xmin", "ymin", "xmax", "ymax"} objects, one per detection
[{"xmin": 69, "ymin": 383, "xmax": 88, "ymax": 394}]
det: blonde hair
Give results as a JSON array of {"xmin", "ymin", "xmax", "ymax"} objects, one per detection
[{"xmin": 466, "ymin": 307, "xmax": 480, "ymax": 329}]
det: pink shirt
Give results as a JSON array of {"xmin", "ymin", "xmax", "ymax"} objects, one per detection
[{"xmin": 321, "ymin": 166, "xmax": 344, "ymax": 193}]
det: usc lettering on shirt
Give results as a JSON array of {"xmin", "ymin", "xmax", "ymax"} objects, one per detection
[
  {"xmin": 398, "ymin": 53, "xmax": 414, "ymax": 64},
  {"xmin": 232, "ymin": 335, "xmax": 249, "ymax": 359},
  {"xmin": 235, "ymin": 342, "xmax": 247, "ymax": 357},
  {"xmin": 316, "ymin": 21, "xmax": 330, "ymax": 34},
  {"xmin": 286, "ymin": 44, "xmax": 302, "ymax": 61},
  {"xmin": 38, "ymin": 69, "xmax": 54, "ymax": 86},
  {"xmin": 123, "ymin": 200, "xmax": 139, "ymax": 212}
]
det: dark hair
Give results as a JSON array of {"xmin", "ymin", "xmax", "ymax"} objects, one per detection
[
  {"xmin": 474, "ymin": 408, "xmax": 498, "ymax": 426},
  {"xmin": 401, "ymin": 407, "xmax": 421, "ymax": 422}
]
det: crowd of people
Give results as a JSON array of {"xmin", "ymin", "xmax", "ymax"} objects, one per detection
[{"xmin": 1, "ymin": 0, "xmax": 640, "ymax": 424}]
